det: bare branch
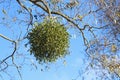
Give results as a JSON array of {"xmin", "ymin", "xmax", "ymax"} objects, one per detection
[
  {"xmin": 0, "ymin": 34, "xmax": 17, "ymax": 64},
  {"xmin": 40, "ymin": 0, "xmax": 51, "ymax": 17},
  {"xmin": 16, "ymin": 0, "xmax": 33, "ymax": 27},
  {"xmin": 0, "ymin": 34, "xmax": 15, "ymax": 42},
  {"xmin": 12, "ymin": 56, "xmax": 22, "ymax": 80},
  {"xmin": 0, "ymin": 62, "xmax": 8, "ymax": 72}
]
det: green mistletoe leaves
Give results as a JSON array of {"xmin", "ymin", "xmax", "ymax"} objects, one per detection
[{"xmin": 27, "ymin": 19, "xmax": 69, "ymax": 63}]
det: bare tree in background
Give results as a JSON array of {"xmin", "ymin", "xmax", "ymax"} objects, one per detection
[
  {"xmin": 0, "ymin": 0, "xmax": 120, "ymax": 80},
  {"xmin": 86, "ymin": 0, "xmax": 120, "ymax": 79}
]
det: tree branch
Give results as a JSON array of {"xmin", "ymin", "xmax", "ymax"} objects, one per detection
[
  {"xmin": 0, "ymin": 34, "xmax": 17, "ymax": 65},
  {"xmin": 16, "ymin": 0, "xmax": 33, "ymax": 28},
  {"xmin": 29, "ymin": 0, "xmax": 89, "ymax": 48}
]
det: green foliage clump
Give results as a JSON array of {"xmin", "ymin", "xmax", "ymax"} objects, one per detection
[{"xmin": 27, "ymin": 19, "xmax": 69, "ymax": 63}]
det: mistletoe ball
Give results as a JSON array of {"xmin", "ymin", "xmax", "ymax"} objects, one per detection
[{"xmin": 27, "ymin": 19, "xmax": 69, "ymax": 63}]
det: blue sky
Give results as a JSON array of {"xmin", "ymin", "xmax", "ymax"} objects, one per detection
[
  {"xmin": 0, "ymin": 27, "xmax": 88, "ymax": 80},
  {"xmin": 21, "ymin": 32, "xmax": 87, "ymax": 80},
  {"xmin": 0, "ymin": 0, "xmax": 101, "ymax": 80},
  {"xmin": 0, "ymin": 26, "xmax": 100, "ymax": 80}
]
